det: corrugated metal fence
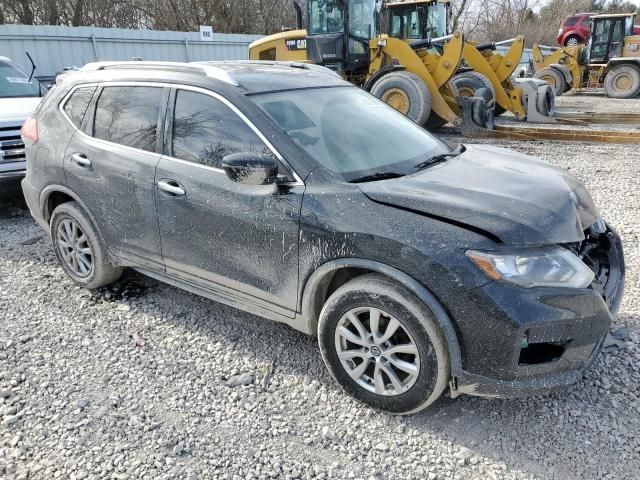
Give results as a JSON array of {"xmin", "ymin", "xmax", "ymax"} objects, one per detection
[{"xmin": 0, "ymin": 25, "xmax": 263, "ymax": 80}]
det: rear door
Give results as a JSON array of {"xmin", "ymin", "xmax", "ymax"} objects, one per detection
[
  {"xmin": 154, "ymin": 86, "xmax": 304, "ymax": 313},
  {"xmin": 63, "ymin": 83, "xmax": 166, "ymax": 269}
]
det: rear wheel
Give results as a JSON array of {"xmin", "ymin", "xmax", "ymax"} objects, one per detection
[
  {"xmin": 534, "ymin": 67, "xmax": 567, "ymax": 96},
  {"xmin": 564, "ymin": 35, "xmax": 580, "ymax": 47},
  {"xmin": 50, "ymin": 202, "xmax": 123, "ymax": 289},
  {"xmin": 604, "ymin": 64, "xmax": 640, "ymax": 99},
  {"xmin": 370, "ymin": 71, "xmax": 432, "ymax": 125},
  {"xmin": 318, "ymin": 274, "xmax": 450, "ymax": 415}
]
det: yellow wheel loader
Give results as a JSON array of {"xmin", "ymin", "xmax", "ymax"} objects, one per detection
[
  {"xmin": 533, "ymin": 13, "xmax": 640, "ymax": 98},
  {"xmin": 249, "ymin": 0, "xmax": 494, "ymax": 129},
  {"xmin": 383, "ymin": 0, "xmax": 554, "ymax": 122}
]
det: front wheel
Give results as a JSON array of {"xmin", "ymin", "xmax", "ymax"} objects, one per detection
[
  {"xmin": 370, "ymin": 71, "xmax": 432, "ymax": 125},
  {"xmin": 318, "ymin": 274, "xmax": 450, "ymax": 414},
  {"xmin": 534, "ymin": 67, "xmax": 567, "ymax": 96}
]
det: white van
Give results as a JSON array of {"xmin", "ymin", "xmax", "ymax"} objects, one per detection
[{"xmin": 1, "ymin": 56, "xmax": 45, "ymax": 181}]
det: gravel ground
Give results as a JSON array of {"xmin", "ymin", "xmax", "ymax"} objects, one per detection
[{"xmin": 1, "ymin": 92, "xmax": 640, "ymax": 480}]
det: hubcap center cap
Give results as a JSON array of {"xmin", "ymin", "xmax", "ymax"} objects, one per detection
[{"xmin": 370, "ymin": 345, "xmax": 381, "ymax": 357}]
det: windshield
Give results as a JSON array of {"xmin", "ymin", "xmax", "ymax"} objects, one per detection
[
  {"xmin": 251, "ymin": 87, "xmax": 450, "ymax": 182},
  {"xmin": 0, "ymin": 61, "xmax": 41, "ymax": 99},
  {"xmin": 309, "ymin": 0, "xmax": 346, "ymax": 35}
]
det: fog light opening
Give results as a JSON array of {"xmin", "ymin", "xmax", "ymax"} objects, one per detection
[{"xmin": 519, "ymin": 340, "xmax": 569, "ymax": 365}]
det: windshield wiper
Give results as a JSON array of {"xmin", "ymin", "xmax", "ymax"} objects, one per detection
[
  {"xmin": 414, "ymin": 144, "xmax": 465, "ymax": 171},
  {"xmin": 348, "ymin": 172, "xmax": 405, "ymax": 183}
]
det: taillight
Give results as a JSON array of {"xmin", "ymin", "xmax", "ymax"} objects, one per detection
[{"xmin": 21, "ymin": 117, "xmax": 39, "ymax": 144}]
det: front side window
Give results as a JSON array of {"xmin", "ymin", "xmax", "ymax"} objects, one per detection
[
  {"xmin": 252, "ymin": 87, "xmax": 449, "ymax": 182},
  {"xmin": 426, "ymin": 3, "xmax": 447, "ymax": 38},
  {"xmin": 63, "ymin": 86, "xmax": 96, "ymax": 128},
  {"xmin": 93, "ymin": 86, "xmax": 162, "ymax": 152},
  {"xmin": 309, "ymin": 0, "xmax": 345, "ymax": 35},
  {"xmin": 171, "ymin": 90, "xmax": 273, "ymax": 169},
  {"xmin": 0, "ymin": 61, "xmax": 41, "ymax": 99}
]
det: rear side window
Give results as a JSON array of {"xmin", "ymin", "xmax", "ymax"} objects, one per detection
[
  {"xmin": 563, "ymin": 16, "xmax": 579, "ymax": 27},
  {"xmin": 171, "ymin": 89, "xmax": 273, "ymax": 168},
  {"xmin": 93, "ymin": 86, "xmax": 162, "ymax": 152},
  {"xmin": 63, "ymin": 86, "xmax": 96, "ymax": 128}
]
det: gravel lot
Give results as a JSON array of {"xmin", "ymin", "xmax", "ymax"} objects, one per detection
[{"xmin": 1, "ymin": 92, "xmax": 639, "ymax": 480}]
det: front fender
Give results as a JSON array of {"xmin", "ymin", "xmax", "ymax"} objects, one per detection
[{"xmin": 298, "ymin": 257, "xmax": 464, "ymax": 377}]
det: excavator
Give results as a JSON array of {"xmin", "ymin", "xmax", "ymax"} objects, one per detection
[{"xmin": 533, "ymin": 13, "xmax": 640, "ymax": 99}]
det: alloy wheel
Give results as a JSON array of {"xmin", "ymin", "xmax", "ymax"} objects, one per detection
[
  {"xmin": 56, "ymin": 218, "xmax": 94, "ymax": 277},
  {"xmin": 334, "ymin": 307, "xmax": 421, "ymax": 396}
]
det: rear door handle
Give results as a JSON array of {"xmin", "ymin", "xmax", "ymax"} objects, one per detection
[
  {"xmin": 157, "ymin": 180, "xmax": 186, "ymax": 196},
  {"xmin": 71, "ymin": 153, "xmax": 91, "ymax": 167}
]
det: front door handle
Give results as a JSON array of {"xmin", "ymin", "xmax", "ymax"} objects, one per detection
[
  {"xmin": 71, "ymin": 153, "xmax": 91, "ymax": 167},
  {"xmin": 157, "ymin": 180, "xmax": 186, "ymax": 196}
]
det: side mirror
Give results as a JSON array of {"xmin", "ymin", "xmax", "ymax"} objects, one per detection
[{"xmin": 221, "ymin": 152, "xmax": 278, "ymax": 186}]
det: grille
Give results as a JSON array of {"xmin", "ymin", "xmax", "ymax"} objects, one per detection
[{"xmin": 0, "ymin": 125, "xmax": 26, "ymax": 165}]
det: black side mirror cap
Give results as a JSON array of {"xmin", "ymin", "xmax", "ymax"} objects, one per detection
[{"xmin": 221, "ymin": 152, "xmax": 279, "ymax": 186}]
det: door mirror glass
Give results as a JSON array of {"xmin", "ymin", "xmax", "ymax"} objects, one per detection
[{"xmin": 221, "ymin": 152, "xmax": 278, "ymax": 185}]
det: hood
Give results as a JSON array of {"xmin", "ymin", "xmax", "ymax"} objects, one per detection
[
  {"xmin": 359, "ymin": 144, "xmax": 598, "ymax": 245},
  {"xmin": 0, "ymin": 97, "xmax": 41, "ymax": 124}
]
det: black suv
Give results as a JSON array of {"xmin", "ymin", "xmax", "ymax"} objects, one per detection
[{"xmin": 21, "ymin": 61, "xmax": 624, "ymax": 414}]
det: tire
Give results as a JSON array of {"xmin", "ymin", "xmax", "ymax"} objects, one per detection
[
  {"xmin": 534, "ymin": 67, "xmax": 566, "ymax": 96},
  {"xmin": 450, "ymin": 71, "xmax": 496, "ymax": 107},
  {"xmin": 50, "ymin": 201, "xmax": 123, "ymax": 289},
  {"xmin": 564, "ymin": 35, "xmax": 580, "ymax": 47},
  {"xmin": 535, "ymin": 84, "xmax": 555, "ymax": 117},
  {"xmin": 318, "ymin": 274, "xmax": 450, "ymax": 415},
  {"xmin": 604, "ymin": 64, "xmax": 640, "ymax": 99},
  {"xmin": 370, "ymin": 71, "xmax": 432, "ymax": 125}
]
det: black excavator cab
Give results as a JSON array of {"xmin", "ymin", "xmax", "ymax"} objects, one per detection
[
  {"xmin": 305, "ymin": 0, "xmax": 379, "ymax": 77},
  {"xmin": 587, "ymin": 14, "xmax": 634, "ymax": 64}
]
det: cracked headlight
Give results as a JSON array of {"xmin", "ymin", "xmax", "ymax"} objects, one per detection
[{"xmin": 466, "ymin": 246, "xmax": 595, "ymax": 289}]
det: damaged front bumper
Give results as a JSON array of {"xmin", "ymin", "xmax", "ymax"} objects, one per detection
[{"xmin": 450, "ymin": 224, "xmax": 624, "ymax": 399}]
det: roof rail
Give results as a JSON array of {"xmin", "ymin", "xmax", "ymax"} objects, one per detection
[
  {"xmin": 79, "ymin": 61, "xmax": 238, "ymax": 86},
  {"xmin": 196, "ymin": 60, "xmax": 342, "ymax": 78}
]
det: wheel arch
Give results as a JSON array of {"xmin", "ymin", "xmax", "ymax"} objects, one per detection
[
  {"xmin": 40, "ymin": 185, "xmax": 108, "ymax": 250},
  {"xmin": 363, "ymin": 64, "xmax": 406, "ymax": 91},
  {"xmin": 606, "ymin": 58, "xmax": 640, "ymax": 71},
  {"xmin": 298, "ymin": 258, "xmax": 463, "ymax": 376}
]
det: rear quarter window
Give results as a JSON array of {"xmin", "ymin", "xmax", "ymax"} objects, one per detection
[
  {"xmin": 62, "ymin": 86, "xmax": 96, "ymax": 128},
  {"xmin": 563, "ymin": 16, "xmax": 579, "ymax": 27},
  {"xmin": 93, "ymin": 86, "xmax": 163, "ymax": 152}
]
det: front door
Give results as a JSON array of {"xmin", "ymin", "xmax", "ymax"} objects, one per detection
[
  {"xmin": 63, "ymin": 84, "xmax": 166, "ymax": 268},
  {"xmin": 155, "ymin": 87, "xmax": 303, "ymax": 313}
]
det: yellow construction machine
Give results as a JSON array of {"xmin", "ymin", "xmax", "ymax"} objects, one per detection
[
  {"xmin": 533, "ymin": 13, "xmax": 640, "ymax": 98},
  {"xmin": 249, "ymin": 1, "xmax": 640, "ymax": 143},
  {"xmin": 249, "ymin": 0, "xmax": 494, "ymax": 129}
]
